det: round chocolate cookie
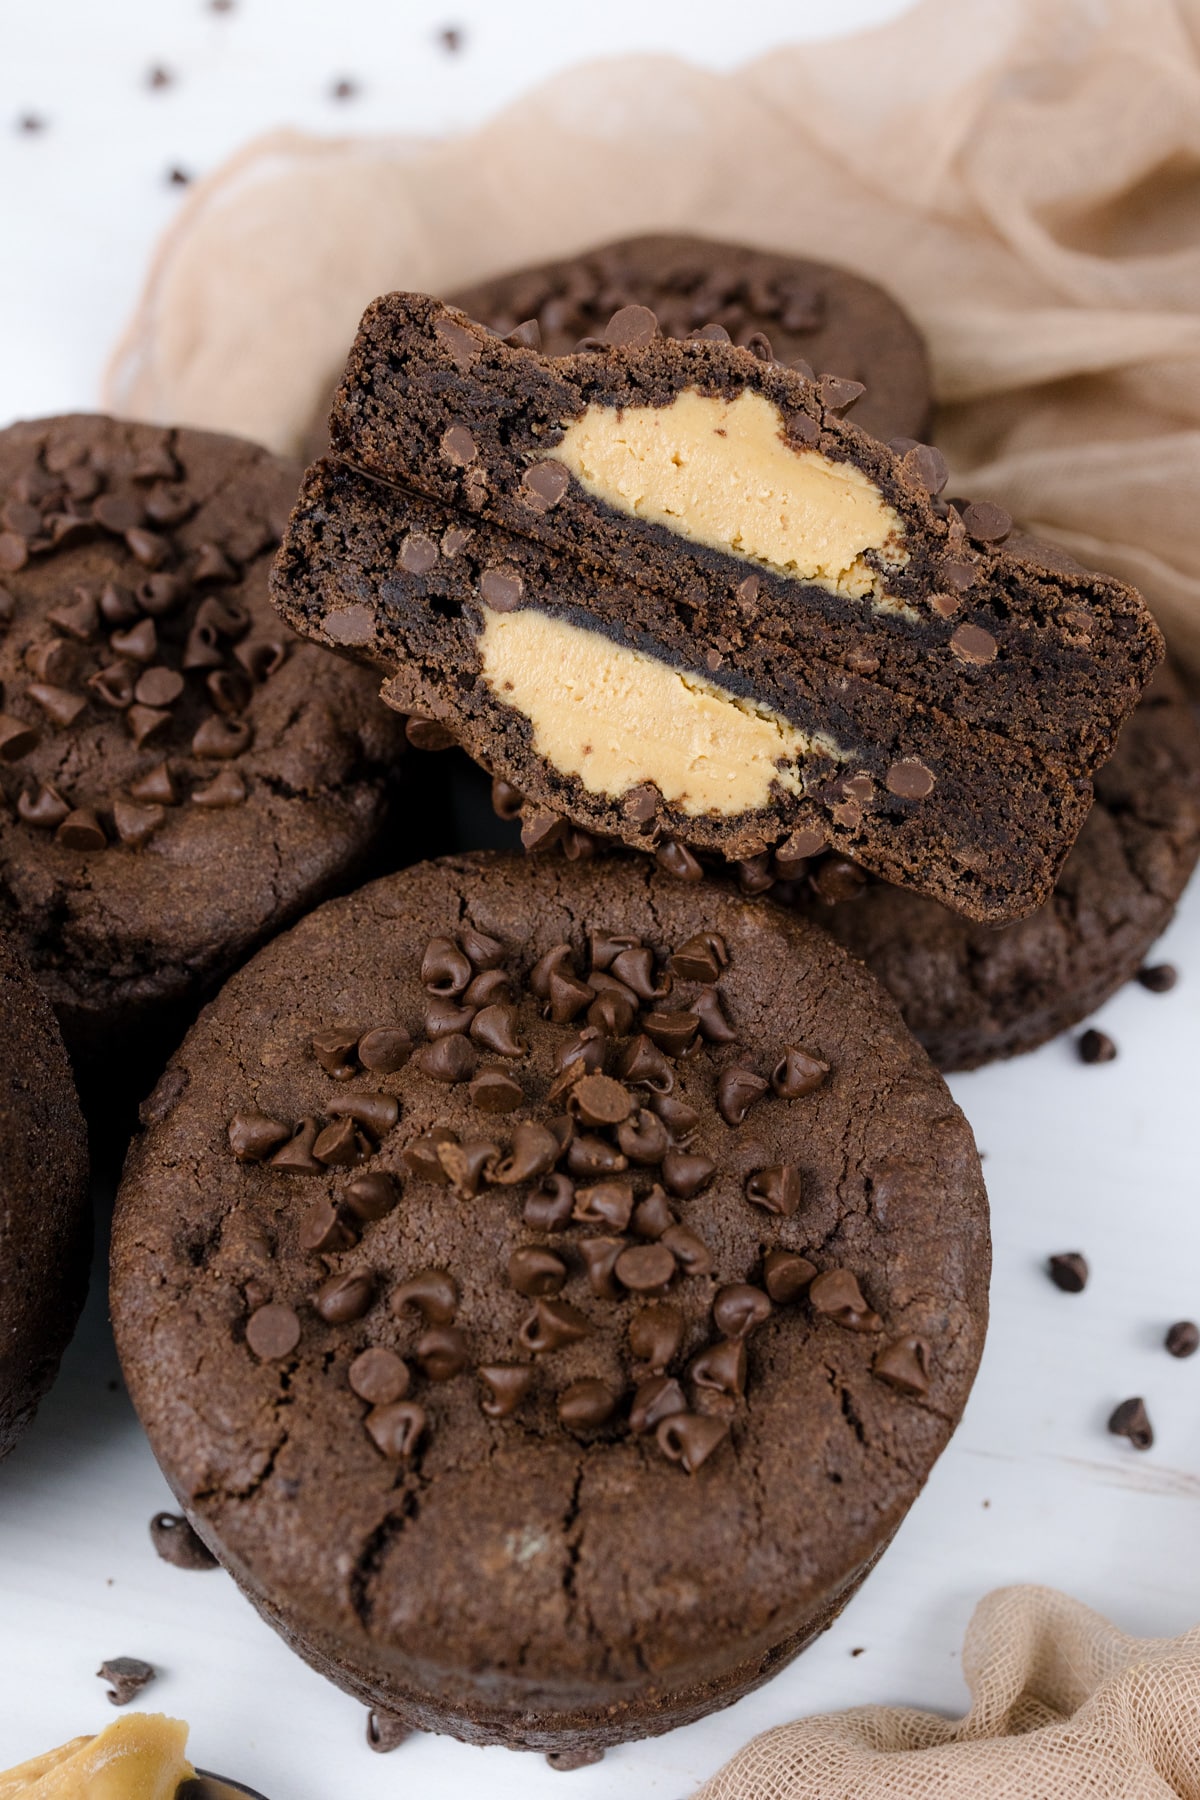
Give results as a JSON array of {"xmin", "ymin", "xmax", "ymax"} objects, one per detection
[
  {"xmin": 0, "ymin": 416, "xmax": 409, "ymax": 1069},
  {"xmin": 797, "ymin": 665, "xmax": 1200, "ymax": 1069},
  {"xmin": 0, "ymin": 933, "xmax": 89, "ymax": 1461},
  {"xmin": 448, "ymin": 233, "xmax": 932, "ymax": 443},
  {"xmin": 112, "ymin": 853, "xmax": 988, "ymax": 1755}
]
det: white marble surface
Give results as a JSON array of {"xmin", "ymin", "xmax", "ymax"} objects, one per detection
[{"xmin": 3, "ymin": 3, "xmax": 1200, "ymax": 1795}]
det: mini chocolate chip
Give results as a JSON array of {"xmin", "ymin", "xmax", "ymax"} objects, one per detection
[
  {"xmin": 661, "ymin": 1149, "xmax": 715, "ymax": 1199},
  {"xmin": 311, "ymin": 1027, "xmax": 360, "ymax": 1078},
  {"xmin": 576, "ymin": 1235, "xmax": 625, "ymax": 1300},
  {"xmin": 312, "ymin": 1116, "xmax": 366, "ymax": 1167},
  {"xmin": 659, "ymin": 1223, "xmax": 712, "ymax": 1278},
  {"xmin": 0, "ymin": 533, "xmax": 29, "ymax": 574},
  {"xmin": 193, "ymin": 714, "xmax": 252, "ymax": 759},
  {"xmin": 433, "ymin": 315, "xmax": 482, "ymax": 367},
  {"xmin": 398, "ymin": 531, "xmax": 439, "ymax": 575},
  {"xmin": 653, "ymin": 1093, "xmax": 701, "ymax": 1141},
  {"xmin": 245, "ymin": 1302, "xmax": 301, "ymax": 1360},
  {"xmin": 1047, "ymin": 1252, "xmax": 1089, "ymax": 1293},
  {"xmin": 746, "ymin": 1164, "xmax": 802, "ymax": 1217},
  {"xmin": 491, "ymin": 776, "xmax": 523, "ymax": 819},
  {"xmin": 1108, "ymin": 1396, "xmax": 1153, "ymax": 1450},
  {"xmin": 617, "ymin": 1108, "xmax": 669, "ymax": 1165},
  {"xmin": 149, "ymin": 1511, "xmax": 217, "ymax": 1571},
  {"xmin": 629, "ymin": 1375, "xmax": 687, "ymax": 1434},
  {"xmin": 505, "ymin": 318, "xmax": 542, "ymax": 349},
  {"xmin": 810, "ymin": 855, "xmax": 869, "ymax": 904},
  {"xmin": 27, "ymin": 637, "xmax": 78, "ymax": 684},
  {"xmin": 900, "ymin": 443, "xmax": 949, "ymax": 495},
  {"xmin": 873, "ymin": 1336, "xmax": 931, "ymax": 1397},
  {"xmin": 425, "ymin": 997, "xmax": 476, "ymax": 1039},
  {"xmin": 417, "ymin": 1324, "xmax": 469, "ymax": 1381},
  {"xmin": 440, "ymin": 423, "xmax": 478, "ymax": 466},
  {"xmin": 98, "ymin": 1657, "xmax": 156, "ymax": 1707},
  {"xmin": 960, "ymin": 501, "xmax": 1012, "ymax": 543},
  {"xmin": 692, "ymin": 988, "xmax": 737, "ymax": 1045},
  {"xmin": 492, "ymin": 1121, "xmax": 560, "ymax": 1184},
  {"xmin": 615, "ymin": 1242, "xmax": 676, "ymax": 1295},
  {"xmin": 110, "ymin": 617, "xmax": 156, "ymax": 663},
  {"xmin": 558, "ymin": 1379, "xmax": 617, "ymax": 1429},
  {"xmin": 391, "ymin": 1269, "xmax": 458, "ymax": 1325},
  {"xmin": 464, "ymin": 970, "xmax": 512, "ymax": 1009},
  {"xmin": 343, "ymin": 1172, "xmax": 401, "ymax": 1221},
  {"xmin": 573, "ymin": 1180, "xmax": 634, "ymax": 1230},
  {"xmin": 269, "ymin": 1118, "xmax": 323, "ymax": 1174},
  {"xmin": 402, "ymin": 1129, "xmax": 458, "ymax": 1184},
  {"xmin": 763, "ymin": 1248, "xmax": 817, "ymax": 1302},
  {"xmin": 718, "ymin": 1066, "xmax": 768, "ymax": 1126},
  {"xmin": 56, "ymin": 808, "xmax": 106, "ymax": 851},
  {"xmin": 656, "ymin": 1411, "xmax": 728, "ymax": 1473},
  {"xmin": 566, "ymin": 1134, "xmax": 626, "ymax": 1178},
  {"xmin": 416, "ymin": 1034, "xmax": 477, "ymax": 1084},
  {"xmin": 886, "ymin": 758, "xmax": 936, "ymax": 800},
  {"xmin": 523, "ymin": 1173, "xmax": 575, "ymax": 1231},
  {"xmin": 125, "ymin": 526, "xmax": 169, "ymax": 567},
  {"xmin": 604, "ymin": 303, "xmax": 658, "ymax": 346},
  {"xmin": 520, "ymin": 461, "xmax": 570, "ymax": 512},
  {"xmin": 228, "ymin": 1111, "xmax": 290, "ymax": 1162},
  {"xmin": 771, "ymin": 1046, "xmax": 829, "ymax": 1098},
  {"xmin": 819, "ymin": 373, "xmax": 866, "ymax": 410},
  {"xmin": 949, "ymin": 623, "xmax": 998, "ymax": 665},
  {"xmin": 365, "ymin": 1400, "xmax": 426, "ymax": 1459},
  {"xmin": 366, "ymin": 1710, "xmax": 411, "ymax": 1754},
  {"xmin": 479, "ymin": 565, "xmax": 524, "ymax": 612},
  {"xmin": 349, "ymin": 1348, "xmax": 410, "ymax": 1406},
  {"xmin": 469, "ymin": 1003, "xmax": 526, "ymax": 1057},
  {"xmin": 629, "ymin": 1303, "xmax": 683, "ymax": 1371},
  {"xmin": 357, "ymin": 1025, "xmax": 412, "ymax": 1073},
  {"xmin": 508, "ymin": 1246, "xmax": 568, "ymax": 1298},
  {"xmin": 1165, "ymin": 1320, "xmax": 1199, "ymax": 1358},
  {"xmin": 656, "ymin": 840, "xmax": 704, "ymax": 882},
  {"xmin": 0, "ymin": 713, "xmax": 38, "ymax": 762},
  {"xmin": 667, "ymin": 936, "xmax": 726, "ymax": 990},
  {"xmin": 469, "ymin": 1068, "xmax": 524, "ymax": 1113},
  {"xmin": 1137, "ymin": 963, "xmax": 1178, "ymax": 993},
  {"xmin": 127, "ymin": 702, "xmax": 174, "ymax": 749},
  {"xmin": 329, "ymin": 1092, "xmax": 399, "ymax": 1140},
  {"xmin": 616, "ymin": 1035, "xmax": 675, "ymax": 1094},
  {"xmin": 690, "ymin": 1337, "xmax": 746, "ymax": 1397},
  {"xmin": 299, "ymin": 1197, "xmax": 357, "ymax": 1255},
  {"xmin": 113, "ymin": 798, "xmax": 165, "ymax": 847},
  {"xmin": 26, "ymin": 682, "xmax": 87, "ymax": 728},
  {"xmin": 566, "ymin": 1072, "xmax": 632, "ymax": 1129},
  {"xmin": 713, "ymin": 1284, "xmax": 772, "ymax": 1339},
  {"xmin": 206, "ymin": 668, "xmax": 251, "ymax": 716},
  {"xmin": 809, "ymin": 1268, "xmax": 881, "ymax": 1331},
  {"xmin": 519, "ymin": 1297, "xmax": 591, "ymax": 1353},
  {"xmin": 313, "ymin": 1270, "xmax": 374, "ymax": 1324},
  {"xmin": 469, "ymin": 1364, "xmax": 535, "ymax": 1428},
  {"xmin": 18, "ymin": 782, "xmax": 70, "ymax": 829},
  {"xmin": 192, "ymin": 768, "xmax": 248, "ymax": 809},
  {"xmin": 1078, "ymin": 1028, "xmax": 1117, "ymax": 1064},
  {"xmin": 129, "ymin": 761, "xmax": 177, "ymax": 805},
  {"xmin": 642, "ymin": 1011, "xmax": 700, "ymax": 1057}
]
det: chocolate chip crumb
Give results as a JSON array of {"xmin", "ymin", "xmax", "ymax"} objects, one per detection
[
  {"xmin": 1047, "ymin": 1252, "xmax": 1089, "ymax": 1294},
  {"xmin": 1108, "ymin": 1396, "xmax": 1153, "ymax": 1450},
  {"xmin": 1078, "ymin": 1028, "xmax": 1117, "ymax": 1064},
  {"xmin": 1165, "ymin": 1320, "xmax": 1199, "ymax": 1359},
  {"xmin": 436, "ymin": 26, "xmax": 464, "ymax": 53},
  {"xmin": 98, "ymin": 1657, "xmax": 156, "ymax": 1706},
  {"xmin": 546, "ymin": 1747, "xmax": 604, "ymax": 1771},
  {"xmin": 367, "ymin": 1708, "xmax": 412, "ymax": 1752},
  {"xmin": 150, "ymin": 1511, "xmax": 217, "ymax": 1570},
  {"xmin": 331, "ymin": 78, "xmax": 360, "ymax": 101},
  {"xmin": 1137, "ymin": 963, "xmax": 1177, "ymax": 993}
]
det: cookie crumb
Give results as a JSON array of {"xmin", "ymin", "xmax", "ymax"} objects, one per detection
[
  {"xmin": 437, "ymin": 26, "xmax": 464, "ymax": 53},
  {"xmin": 98, "ymin": 1657, "xmax": 155, "ymax": 1706},
  {"xmin": 1137, "ymin": 963, "xmax": 1177, "ymax": 993},
  {"xmin": 1078, "ymin": 1027, "xmax": 1116, "ymax": 1064},
  {"xmin": 150, "ymin": 1511, "xmax": 218, "ymax": 1570}
]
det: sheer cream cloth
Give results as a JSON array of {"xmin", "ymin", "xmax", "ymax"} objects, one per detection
[
  {"xmin": 694, "ymin": 1586, "xmax": 1200, "ymax": 1800},
  {"xmin": 105, "ymin": 0, "xmax": 1200, "ymax": 673}
]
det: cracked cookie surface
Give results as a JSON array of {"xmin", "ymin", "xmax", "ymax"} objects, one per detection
[
  {"xmin": 0, "ymin": 415, "xmax": 408, "ymax": 1066},
  {"xmin": 111, "ymin": 852, "xmax": 988, "ymax": 1753}
]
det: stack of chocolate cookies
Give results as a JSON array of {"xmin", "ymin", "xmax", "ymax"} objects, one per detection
[{"xmin": 4, "ymin": 235, "xmax": 1192, "ymax": 1770}]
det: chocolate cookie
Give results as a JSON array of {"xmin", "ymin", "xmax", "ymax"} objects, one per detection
[
  {"xmin": 0, "ymin": 416, "xmax": 409, "ymax": 1070},
  {"xmin": 447, "ymin": 234, "xmax": 932, "ymax": 444},
  {"xmin": 0, "ymin": 933, "xmax": 89, "ymax": 1461},
  {"xmin": 112, "ymin": 853, "xmax": 989, "ymax": 1755},
  {"xmin": 796, "ymin": 665, "xmax": 1200, "ymax": 1070},
  {"xmin": 277, "ymin": 300, "xmax": 1159, "ymax": 920}
]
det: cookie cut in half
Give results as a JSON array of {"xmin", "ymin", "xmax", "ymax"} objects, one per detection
[
  {"xmin": 274, "ymin": 294, "xmax": 1161, "ymax": 923},
  {"xmin": 112, "ymin": 852, "xmax": 989, "ymax": 1755}
]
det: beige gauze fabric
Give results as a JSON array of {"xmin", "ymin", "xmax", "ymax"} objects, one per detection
[
  {"xmin": 694, "ymin": 1585, "xmax": 1200, "ymax": 1800},
  {"xmin": 104, "ymin": 0, "xmax": 1200, "ymax": 674}
]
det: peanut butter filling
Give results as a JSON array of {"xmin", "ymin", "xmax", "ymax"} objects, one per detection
[
  {"xmin": 0, "ymin": 1715, "xmax": 192, "ymax": 1799},
  {"xmin": 544, "ymin": 387, "xmax": 907, "ymax": 599},
  {"xmin": 477, "ymin": 604, "xmax": 840, "ymax": 816}
]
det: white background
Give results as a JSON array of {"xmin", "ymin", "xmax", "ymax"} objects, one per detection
[{"xmin": 3, "ymin": 5, "xmax": 1200, "ymax": 1798}]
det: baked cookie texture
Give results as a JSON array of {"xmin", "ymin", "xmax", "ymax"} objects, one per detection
[
  {"xmin": 797, "ymin": 665, "xmax": 1200, "ymax": 1070},
  {"xmin": 447, "ymin": 234, "xmax": 932, "ymax": 444},
  {"xmin": 274, "ymin": 295, "xmax": 1161, "ymax": 925},
  {"xmin": 0, "ymin": 933, "xmax": 89, "ymax": 1462},
  {"xmin": 112, "ymin": 853, "xmax": 989, "ymax": 1754},
  {"xmin": 0, "ymin": 416, "xmax": 409, "ymax": 1068}
]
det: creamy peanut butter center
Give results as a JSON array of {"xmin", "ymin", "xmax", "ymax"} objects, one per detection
[
  {"xmin": 0, "ymin": 1715, "xmax": 192, "ymax": 1799},
  {"xmin": 477, "ymin": 605, "xmax": 839, "ymax": 816},
  {"xmin": 544, "ymin": 387, "xmax": 907, "ymax": 599}
]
